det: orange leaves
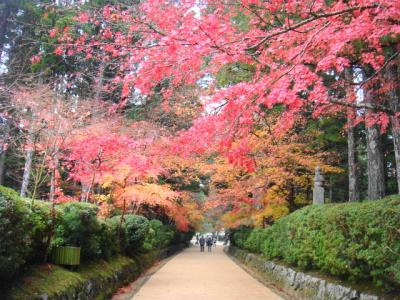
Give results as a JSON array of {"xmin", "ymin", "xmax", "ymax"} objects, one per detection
[
  {"xmin": 113, "ymin": 183, "xmax": 178, "ymax": 208},
  {"xmin": 111, "ymin": 182, "xmax": 192, "ymax": 231},
  {"xmin": 201, "ymin": 113, "xmax": 343, "ymax": 228}
]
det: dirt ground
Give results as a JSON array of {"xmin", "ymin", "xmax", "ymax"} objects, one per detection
[{"xmin": 131, "ymin": 245, "xmax": 283, "ymax": 300}]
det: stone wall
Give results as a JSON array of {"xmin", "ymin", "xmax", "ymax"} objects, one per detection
[
  {"xmin": 8, "ymin": 243, "xmax": 188, "ymax": 300},
  {"xmin": 226, "ymin": 246, "xmax": 387, "ymax": 300}
]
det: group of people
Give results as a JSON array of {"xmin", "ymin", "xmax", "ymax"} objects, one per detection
[{"xmin": 196, "ymin": 235, "xmax": 216, "ymax": 252}]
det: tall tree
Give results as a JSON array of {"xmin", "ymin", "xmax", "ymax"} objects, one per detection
[{"xmin": 385, "ymin": 60, "xmax": 400, "ymax": 194}]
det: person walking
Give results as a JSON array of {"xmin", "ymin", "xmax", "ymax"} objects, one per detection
[
  {"xmin": 199, "ymin": 236, "xmax": 205, "ymax": 252},
  {"xmin": 206, "ymin": 236, "xmax": 213, "ymax": 252}
]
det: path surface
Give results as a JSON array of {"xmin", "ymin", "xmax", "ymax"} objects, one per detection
[{"xmin": 132, "ymin": 245, "xmax": 283, "ymax": 300}]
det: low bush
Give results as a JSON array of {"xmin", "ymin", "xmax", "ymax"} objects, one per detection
[
  {"xmin": 230, "ymin": 226, "xmax": 252, "ymax": 249},
  {"xmin": 114, "ymin": 214, "xmax": 150, "ymax": 254},
  {"xmin": 233, "ymin": 196, "xmax": 400, "ymax": 290},
  {"xmin": 144, "ymin": 220, "xmax": 175, "ymax": 250},
  {"xmin": 0, "ymin": 185, "xmax": 190, "ymax": 278},
  {"xmin": 0, "ymin": 191, "xmax": 31, "ymax": 278},
  {"xmin": 170, "ymin": 227, "xmax": 194, "ymax": 245},
  {"xmin": 53, "ymin": 202, "xmax": 102, "ymax": 260},
  {"xmin": 243, "ymin": 228, "xmax": 268, "ymax": 253},
  {"xmin": 0, "ymin": 186, "xmax": 54, "ymax": 263},
  {"xmin": 98, "ymin": 218, "xmax": 121, "ymax": 259}
]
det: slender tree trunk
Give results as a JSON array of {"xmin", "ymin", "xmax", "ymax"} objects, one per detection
[
  {"xmin": 347, "ymin": 114, "xmax": 359, "ymax": 201},
  {"xmin": 20, "ymin": 146, "xmax": 33, "ymax": 197},
  {"xmin": 345, "ymin": 67, "xmax": 360, "ymax": 201},
  {"xmin": 0, "ymin": 150, "xmax": 5, "ymax": 185},
  {"xmin": 94, "ymin": 61, "xmax": 105, "ymax": 103},
  {"xmin": 0, "ymin": 1, "xmax": 10, "ymax": 182},
  {"xmin": 385, "ymin": 61, "xmax": 400, "ymax": 193},
  {"xmin": 44, "ymin": 153, "xmax": 59, "ymax": 263},
  {"xmin": 0, "ymin": 4, "xmax": 11, "ymax": 61},
  {"xmin": 49, "ymin": 159, "xmax": 58, "ymax": 203}
]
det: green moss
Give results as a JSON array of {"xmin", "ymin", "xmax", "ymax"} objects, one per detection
[
  {"xmin": 5, "ymin": 264, "xmax": 82, "ymax": 299},
  {"xmin": 4, "ymin": 255, "xmax": 139, "ymax": 299},
  {"xmin": 79, "ymin": 255, "xmax": 138, "ymax": 281}
]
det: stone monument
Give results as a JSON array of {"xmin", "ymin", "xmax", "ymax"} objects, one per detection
[{"xmin": 313, "ymin": 166, "xmax": 325, "ymax": 204}]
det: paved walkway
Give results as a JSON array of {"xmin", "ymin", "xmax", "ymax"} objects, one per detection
[{"xmin": 132, "ymin": 245, "xmax": 283, "ymax": 300}]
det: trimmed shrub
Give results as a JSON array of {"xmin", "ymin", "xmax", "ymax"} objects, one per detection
[
  {"xmin": 230, "ymin": 226, "xmax": 252, "ymax": 249},
  {"xmin": 0, "ymin": 186, "xmax": 53, "ymax": 263},
  {"xmin": 114, "ymin": 214, "xmax": 149, "ymax": 254},
  {"xmin": 27, "ymin": 199, "xmax": 53, "ymax": 262},
  {"xmin": 234, "ymin": 196, "xmax": 400, "ymax": 290},
  {"xmin": 170, "ymin": 227, "xmax": 194, "ymax": 245},
  {"xmin": 143, "ymin": 220, "xmax": 175, "ymax": 251},
  {"xmin": 53, "ymin": 202, "xmax": 102, "ymax": 260},
  {"xmin": 0, "ymin": 185, "xmax": 22, "ymax": 200},
  {"xmin": 98, "ymin": 218, "xmax": 121, "ymax": 259},
  {"xmin": 0, "ymin": 192, "xmax": 31, "ymax": 278},
  {"xmin": 244, "ymin": 228, "xmax": 268, "ymax": 253}
]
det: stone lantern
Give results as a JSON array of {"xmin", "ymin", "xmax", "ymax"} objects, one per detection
[{"xmin": 313, "ymin": 166, "xmax": 325, "ymax": 204}]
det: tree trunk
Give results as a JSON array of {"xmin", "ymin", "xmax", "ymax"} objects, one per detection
[
  {"xmin": 366, "ymin": 124, "xmax": 385, "ymax": 200},
  {"xmin": 94, "ymin": 61, "xmax": 105, "ymax": 103},
  {"xmin": 0, "ymin": 150, "xmax": 5, "ymax": 185},
  {"xmin": 347, "ymin": 115, "xmax": 359, "ymax": 201},
  {"xmin": 345, "ymin": 67, "xmax": 360, "ymax": 202},
  {"xmin": 361, "ymin": 67, "xmax": 385, "ymax": 200},
  {"xmin": 385, "ymin": 61, "xmax": 400, "ymax": 193},
  {"xmin": 391, "ymin": 117, "xmax": 400, "ymax": 193},
  {"xmin": 0, "ymin": 4, "xmax": 11, "ymax": 61},
  {"xmin": 20, "ymin": 146, "xmax": 33, "ymax": 197}
]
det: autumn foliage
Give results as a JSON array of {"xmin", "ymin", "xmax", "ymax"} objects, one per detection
[{"xmin": 7, "ymin": 0, "xmax": 400, "ymax": 229}]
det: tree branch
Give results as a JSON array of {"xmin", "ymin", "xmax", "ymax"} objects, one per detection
[
  {"xmin": 246, "ymin": 4, "xmax": 378, "ymax": 51},
  {"xmin": 328, "ymin": 98, "xmax": 395, "ymax": 115}
]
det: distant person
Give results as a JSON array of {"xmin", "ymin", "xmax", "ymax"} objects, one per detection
[
  {"xmin": 199, "ymin": 236, "xmax": 205, "ymax": 252},
  {"xmin": 206, "ymin": 237, "xmax": 213, "ymax": 252},
  {"xmin": 213, "ymin": 237, "xmax": 217, "ymax": 247}
]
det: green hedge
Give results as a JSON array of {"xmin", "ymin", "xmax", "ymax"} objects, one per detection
[
  {"xmin": 0, "ymin": 190, "xmax": 32, "ymax": 278},
  {"xmin": 0, "ymin": 186, "xmax": 192, "ymax": 279},
  {"xmin": 231, "ymin": 196, "xmax": 400, "ymax": 290},
  {"xmin": 53, "ymin": 202, "xmax": 102, "ymax": 260},
  {"xmin": 0, "ymin": 186, "xmax": 53, "ymax": 263},
  {"xmin": 231, "ymin": 226, "xmax": 252, "ymax": 249},
  {"xmin": 143, "ymin": 219, "xmax": 175, "ymax": 251}
]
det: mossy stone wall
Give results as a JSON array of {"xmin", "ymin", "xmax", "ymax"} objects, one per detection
[{"xmin": 4, "ymin": 243, "xmax": 188, "ymax": 300}]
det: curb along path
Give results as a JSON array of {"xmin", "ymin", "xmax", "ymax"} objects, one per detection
[{"xmin": 130, "ymin": 245, "xmax": 284, "ymax": 300}]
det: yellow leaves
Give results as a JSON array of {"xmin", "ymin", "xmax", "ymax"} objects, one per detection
[
  {"xmin": 101, "ymin": 175, "xmax": 114, "ymax": 189},
  {"xmin": 253, "ymin": 204, "xmax": 290, "ymax": 227},
  {"xmin": 261, "ymin": 185, "xmax": 288, "ymax": 206},
  {"xmin": 113, "ymin": 183, "xmax": 178, "ymax": 208},
  {"xmin": 93, "ymin": 193, "xmax": 110, "ymax": 203}
]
